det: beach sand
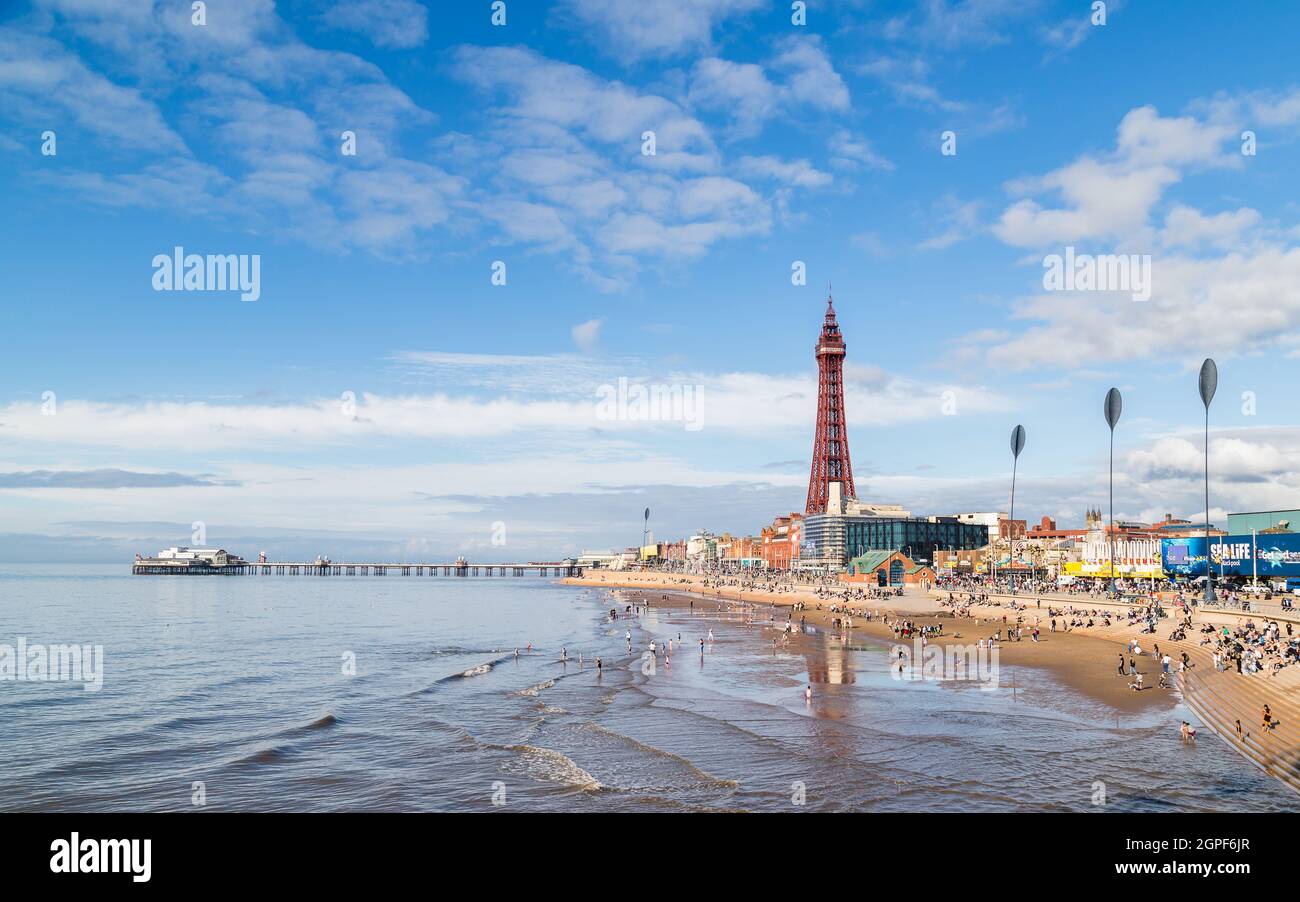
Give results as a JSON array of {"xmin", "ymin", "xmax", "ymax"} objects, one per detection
[
  {"xmin": 566, "ymin": 571, "xmax": 1300, "ymax": 795},
  {"xmin": 566, "ymin": 573, "xmax": 1173, "ymax": 715}
]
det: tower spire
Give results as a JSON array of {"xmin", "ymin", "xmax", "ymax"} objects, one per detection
[{"xmin": 805, "ymin": 285, "xmax": 856, "ymax": 514}]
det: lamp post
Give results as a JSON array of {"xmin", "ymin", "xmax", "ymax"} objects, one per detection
[
  {"xmin": 1104, "ymin": 387, "xmax": 1123, "ymax": 598},
  {"xmin": 1198, "ymin": 359, "xmax": 1217, "ymax": 605},
  {"xmin": 1008, "ymin": 424, "xmax": 1026, "ymax": 595},
  {"xmin": 643, "ymin": 507, "xmax": 651, "ymax": 554}
]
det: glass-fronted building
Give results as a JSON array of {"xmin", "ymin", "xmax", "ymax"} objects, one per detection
[
  {"xmin": 802, "ymin": 514, "xmax": 988, "ymax": 569},
  {"xmin": 1226, "ymin": 510, "xmax": 1300, "ymax": 534},
  {"xmin": 843, "ymin": 517, "xmax": 987, "ymax": 564}
]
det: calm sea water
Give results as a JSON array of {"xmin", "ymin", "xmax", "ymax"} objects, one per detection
[{"xmin": 0, "ymin": 564, "xmax": 1294, "ymax": 812}]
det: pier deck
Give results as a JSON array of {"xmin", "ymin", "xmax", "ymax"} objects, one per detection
[{"xmin": 132, "ymin": 561, "xmax": 583, "ymax": 577}]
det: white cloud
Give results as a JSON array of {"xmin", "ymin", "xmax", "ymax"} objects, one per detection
[
  {"xmin": 910, "ymin": 0, "xmax": 1039, "ymax": 49},
  {"xmin": 556, "ymin": 0, "xmax": 766, "ymax": 61},
  {"xmin": 977, "ymin": 246, "xmax": 1300, "ymax": 371},
  {"xmin": 918, "ymin": 196, "xmax": 981, "ymax": 249},
  {"xmin": 0, "ymin": 364, "xmax": 1008, "ymax": 452},
  {"xmin": 0, "ymin": 28, "xmax": 186, "ymax": 153},
  {"xmin": 967, "ymin": 93, "xmax": 1300, "ymax": 370},
  {"xmin": 828, "ymin": 129, "xmax": 893, "ymax": 171},
  {"xmin": 320, "ymin": 0, "xmax": 429, "ymax": 49},
  {"xmin": 450, "ymin": 45, "xmax": 787, "ymax": 283},
  {"xmin": 770, "ymin": 35, "xmax": 850, "ymax": 113},
  {"xmin": 994, "ymin": 105, "xmax": 1240, "ymax": 248},
  {"xmin": 571, "ymin": 319, "xmax": 603, "ymax": 351},
  {"xmin": 3, "ymin": 3, "xmax": 452, "ymax": 256},
  {"xmin": 687, "ymin": 57, "xmax": 777, "ymax": 135},
  {"xmin": 1160, "ymin": 205, "xmax": 1261, "ymax": 250},
  {"xmin": 736, "ymin": 155, "xmax": 832, "ymax": 188}
]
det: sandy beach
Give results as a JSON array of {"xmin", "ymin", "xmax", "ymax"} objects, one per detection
[
  {"xmin": 567, "ymin": 572, "xmax": 1171, "ymax": 714},
  {"xmin": 565, "ymin": 571, "xmax": 1300, "ymax": 793}
]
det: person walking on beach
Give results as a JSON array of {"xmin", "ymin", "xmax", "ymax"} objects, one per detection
[
  {"xmin": 1118, "ymin": 654, "xmax": 1126, "ymax": 676},
  {"xmin": 1262, "ymin": 705, "xmax": 1275, "ymax": 732}
]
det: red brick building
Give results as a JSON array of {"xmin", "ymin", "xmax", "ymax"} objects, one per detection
[{"xmin": 761, "ymin": 513, "xmax": 803, "ymax": 570}]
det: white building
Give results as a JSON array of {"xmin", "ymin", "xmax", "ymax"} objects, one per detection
[
  {"xmin": 951, "ymin": 512, "xmax": 1007, "ymax": 531},
  {"xmin": 576, "ymin": 550, "xmax": 621, "ymax": 569}
]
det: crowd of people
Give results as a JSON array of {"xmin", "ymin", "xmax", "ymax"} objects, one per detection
[{"xmin": 1201, "ymin": 617, "xmax": 1300, "ymax": 677}]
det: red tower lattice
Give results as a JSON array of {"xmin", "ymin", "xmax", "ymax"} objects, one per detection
[{"xmin": 805, "ymin": 292, "xmax": 856, "ymax": 514}]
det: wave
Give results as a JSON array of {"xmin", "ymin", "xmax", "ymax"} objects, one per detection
[
  {"xmin": 410, "ymin": 653, "xmax": 516, "ymax": 695},
  {"xmin": 429, "ymin": 646, "xmax": 510, "ymax": 656},
  {"xmin": 517, "ymin": 678, "xmax": 556, "ymax": 698},
  {"xmin": 581, "ymin": 721, "xmax": 739, "ymax": 788},
  {"xmin": 507, "ymin": 744, "xmax": 602, "ymax": 791}
]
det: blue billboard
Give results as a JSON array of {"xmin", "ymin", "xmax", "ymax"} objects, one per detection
[{"xmin": 1162, "ymin": 534, "xmax": 1300, "ymax": 579}]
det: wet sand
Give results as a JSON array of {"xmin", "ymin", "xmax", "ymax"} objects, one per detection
[{"xmin": 572, "ymin": 574, "xmax": 1175, "ymax": 716}]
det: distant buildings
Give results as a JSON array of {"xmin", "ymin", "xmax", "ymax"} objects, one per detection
[{"xmin": 616, "ymin": 304, "xmax": 1295, "ymax": 587}]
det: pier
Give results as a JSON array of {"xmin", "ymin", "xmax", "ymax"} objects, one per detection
[{"xmin": 132, "ymin": 560, "xmax": 583, "ymax": 577}]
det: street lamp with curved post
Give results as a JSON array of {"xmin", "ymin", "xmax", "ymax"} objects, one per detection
[
  {"xmin": 1104, "ymin": 387, "xmax": 1123, "ymax": 598},
  {"xmin": 1198, "ymin": 359, "xmax": 1218, "ymax": 605},
  {"xmin": 1008, "ymin": 425, "xmax": 1026, "ymax": 595}
]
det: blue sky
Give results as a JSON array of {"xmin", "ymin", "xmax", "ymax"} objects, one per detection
[{"xmin": 3, "ymin": 0, "xmax": 1300, "ymax": 561}]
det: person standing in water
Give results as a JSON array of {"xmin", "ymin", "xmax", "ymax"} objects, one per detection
[{"xmin": 804, "ymin": 685, "xmax": 812, "ymax": 702}]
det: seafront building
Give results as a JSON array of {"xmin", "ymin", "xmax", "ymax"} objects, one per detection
[{"xmin": 616, "ymin": 299, "xmax": 1300, "ymax": 593}]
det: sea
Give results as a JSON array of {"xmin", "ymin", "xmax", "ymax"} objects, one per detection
[{"xmin": 1, "ymin": 563, "xmax": 1295, "ymax": 812}]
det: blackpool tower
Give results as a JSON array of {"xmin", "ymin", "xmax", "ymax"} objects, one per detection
[{"xmin": 805, "ymin": 291, "xmax": 856, "ymax": 513}]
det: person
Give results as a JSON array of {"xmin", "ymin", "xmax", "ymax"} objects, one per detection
[
  {"xmin": 1130, "ymin": 672, "xmax": 1144, "ymax": 691},
  {"xmin": 595, "ymin": 657, "xmax": 602, "ymax": 674},
  {"xmin": 804, "ymin": 685, "xmax": 812, "ymax": 702},
  {"xmin": 1262, "ymin": 705, "xmax": 1275, "ymax": 732},
  {"xmin": 1117, "ymin": 654, "xmax": 1125, "ymax": 676},
  {"xmin": 1180, "ymin": 721, "xmax": 1197, "ymax": 741}
]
